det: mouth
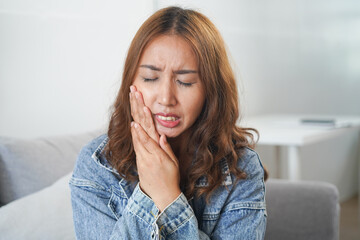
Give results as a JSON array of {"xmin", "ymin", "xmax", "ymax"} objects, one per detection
[{"xmin": 155, "ymin": 113, "xmax": 180, "ymax": 128}]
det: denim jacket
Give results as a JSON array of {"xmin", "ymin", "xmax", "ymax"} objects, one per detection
[{"xmin": 69, "ymin": 134, "xmax": 267, "ymax": 239}]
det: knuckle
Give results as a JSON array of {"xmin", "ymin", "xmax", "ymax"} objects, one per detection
[
  {"xmin": 145, "ymin": 121, "xmax": 151, "ymax": 129},
  {"xmin": 142, "ymin": 136, "xmax": 150, "ymax": 145},
  {"xmin": 130, "ymin": 106, "xmax": 136, "ymax": 115}
]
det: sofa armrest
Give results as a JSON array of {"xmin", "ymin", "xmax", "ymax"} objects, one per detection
[{"xmin": 265, "ymin": 179, "xmax": 340, "ymax": 240}]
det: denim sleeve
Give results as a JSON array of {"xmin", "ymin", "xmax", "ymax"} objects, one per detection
[
  {"xmin": 155, "ymin": 150, "xmax": 267, "ymax": 239},
  {"xmin": 153, "ymin": 190, "xmax": 209, "ymax": 239},
  {"xmin": 70, "ymin": 173, "xmax": 161, "ymax": 239},
  {"xmin": 156, "ymin": 197, "xmax": 265, "ymax": 240},
  {"xmin": 70, "ymin": 140, "xmax": 162, "ymax": 239}
]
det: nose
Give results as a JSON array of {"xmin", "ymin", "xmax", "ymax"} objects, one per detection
[{"xmin": 157, "ymin": 77, "xmax": 177, "ymax": 106}]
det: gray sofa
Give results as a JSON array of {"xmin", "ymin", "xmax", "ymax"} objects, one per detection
[{"xmin": 0, "ymin": 133, "xmax": 340, "ymax": 240}]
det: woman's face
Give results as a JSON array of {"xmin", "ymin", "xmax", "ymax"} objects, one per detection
[{"xmin": 132, "ymin": 34, "xmax": 205, "ymax": 139}]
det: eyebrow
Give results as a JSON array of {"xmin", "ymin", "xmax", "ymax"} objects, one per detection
[
  {"xmin": 139, "ymin": 64, "xmax": 198, "ymax": 74},
  {"xmin": 140, "ymin": 64, "xmax": 161, "ymax": 71}
]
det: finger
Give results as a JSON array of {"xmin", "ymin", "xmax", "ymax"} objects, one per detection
[
  {"xmin": 130, "ymin": 85, "xmax": 159, "ymax": 143},
  {"xmin": 134, "ymin": 91, "xmax": 151, "ymax": 131},
  {"xmin": 143, "ymin": 106, "xmax": 159, "ymax": 142},
  {"xmin": 159, "ymin": 134, "xmax": 178, "ymax": 165},
  {"xmin": 131, "ymin": 123, "xmax": 147, "ymax": 182},
  {"xmin": 129, "ymin": 86, "xmax": 145, "ymax": 125},
  {"xmin": 131, "ymin": 121, "xmax": 150, "ymax": 155},
  {"xmin": 133, "ymin": 122, "xmax": 163, "ymax": 155}
]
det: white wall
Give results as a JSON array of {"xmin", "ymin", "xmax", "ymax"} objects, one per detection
[
  {"xmin": 1, "ymin": 0, "xmax": 359, "ymax": 138},
  {"xmin": 0, "ymin": 0, "xmax": 154, "ymax": 138}
]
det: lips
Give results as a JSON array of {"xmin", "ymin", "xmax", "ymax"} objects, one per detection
[{"xmin": 155, "ymin": 113, "xmax": 180, "ymax": 128}]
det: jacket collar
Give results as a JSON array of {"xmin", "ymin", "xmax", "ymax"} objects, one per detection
[
  {"xmin": 91, "ymin": 137, "xmax": 119, "ymax": 175},
  {"xmin": 194, "ymin": 159, "xmax": 233, "ymax": 187}
]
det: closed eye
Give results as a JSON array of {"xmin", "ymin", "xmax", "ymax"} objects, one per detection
[
  {"xmin": 177, "ymin": 80, "xmax": 194, "ymax": 87},
  {"xmin": 143, "ymin": 77, "xmax": 158, "ymax": 82}
]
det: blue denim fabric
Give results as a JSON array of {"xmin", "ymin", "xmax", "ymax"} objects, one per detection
[{"xmin": 69, "ymin": 134, "xmax": 267, "ymax": 239}]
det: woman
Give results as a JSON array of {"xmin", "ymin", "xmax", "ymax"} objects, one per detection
[{"xmin": 70, "ymin": 6, "xmax": 267, "ymax": 240}]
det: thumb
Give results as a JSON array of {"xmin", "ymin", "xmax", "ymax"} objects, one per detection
[{"xmin": 160, "ymin": 134, "xmax": 177, "ymax": 163}]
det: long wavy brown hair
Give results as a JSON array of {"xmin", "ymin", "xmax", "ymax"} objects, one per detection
[{"xmin": 105, "ymin": 6, "xmax": 262, "ymax": 200}]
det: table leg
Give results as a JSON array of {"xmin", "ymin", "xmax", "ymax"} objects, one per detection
[
  {"xmin": 288, "ymin": 146, "xmax": 301, "ymax": 181},
  {"xmin": 275, "ymin": 146, "xmax": 282, "ymax": 178}
]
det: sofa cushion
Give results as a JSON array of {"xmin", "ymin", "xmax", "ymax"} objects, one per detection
[
  {"xmin": 0, "ymin": 172, "xmax": 75, "ymax": 240},
  {"xmin": 0, "ymin": 131, "xmax": 100, "ymax": 206}
]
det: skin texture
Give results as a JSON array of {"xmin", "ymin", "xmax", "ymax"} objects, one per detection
[{"xmin": 129, "ymin": 35, "xmax": 205, "ymax": 211}]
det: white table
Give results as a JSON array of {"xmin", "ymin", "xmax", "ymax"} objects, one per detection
[{"xmin": 243, "ymin": 114, "xmax": 360, "ymax": 181}]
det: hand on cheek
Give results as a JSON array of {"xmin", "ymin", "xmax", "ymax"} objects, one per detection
[
  {"xmin": 130, "ymin": 85, "xmax": 181, "ymax": 211},
  {"xmin": 130, "ymin": 85, "xmax": 159, "ymax": 143},
  {"xmin": 130, "ymin": 121, "xmax": 181, "ymax": 212}
]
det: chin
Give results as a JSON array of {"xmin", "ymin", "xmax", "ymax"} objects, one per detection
[
  {"xmin": 156, "ymin": 126, "xmax": 182, "ymax": 139},
  {"xmin": 158, "ymin": 130, "xmax": 180, "ymax": 139}
]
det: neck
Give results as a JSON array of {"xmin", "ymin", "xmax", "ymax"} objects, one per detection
[
  {"xmin": 167, "ymin": 130, "xmax": 193, "ymax": 185},
  {"xmin": 168, "ymin": 133, "xmax": 188, "ymax": 157}
]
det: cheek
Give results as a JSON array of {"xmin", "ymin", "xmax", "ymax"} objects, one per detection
[
  {"xmin": 136, "ymin": 86, "xmax": 153, "ymax": 107},
  {"xmin": 186, "ymin": 93, "xmax": 205, "ymax": 120},
  {"xmin": 193, "ymin": 102, "xmax": 204, "ymax": 119}
]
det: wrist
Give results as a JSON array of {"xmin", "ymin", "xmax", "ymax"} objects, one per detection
[{"xmin": 154, "ymin": 188, "xmax": 182, "ymax": 212}]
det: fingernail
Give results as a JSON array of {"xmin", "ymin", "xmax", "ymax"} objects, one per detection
[
  {"xmin": 143, "ymin": 106, "xmax": 147, "ymax": 113},
  {"xmin": 131, "ymin": 121, "xmax": 134, "ymax": 127},
  {"xmin": 130, "ymin": 85, "xmax": 135, "ymax": 93},
  {"xmin": 135, "ymin": 92, "xmax": 139, "ymax": 99},
  {"xmin": 134, "ymin": 123, "xmax": 138, "ymax": 128}
]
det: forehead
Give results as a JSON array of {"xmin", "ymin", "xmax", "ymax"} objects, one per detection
[{"xmin": 139, "ymin": 35, "xmax": 198, "ymax": 69}]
